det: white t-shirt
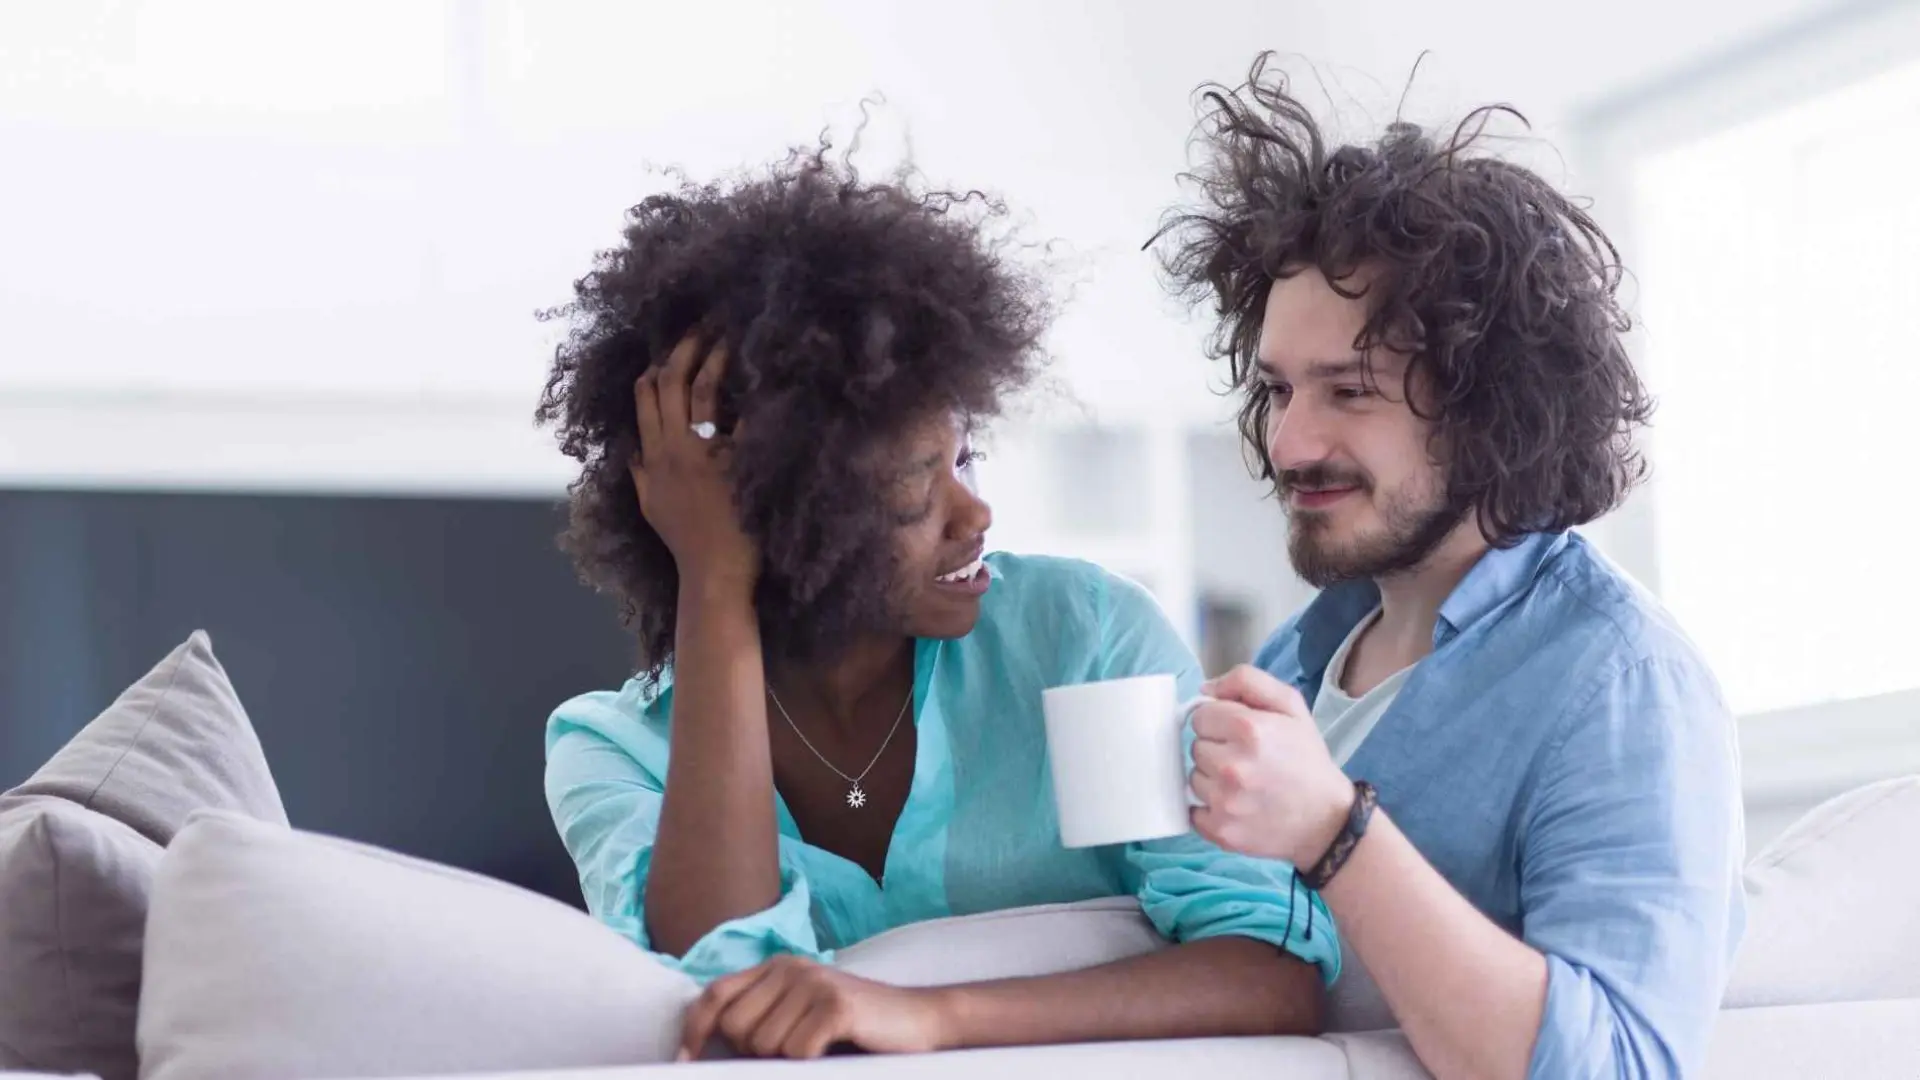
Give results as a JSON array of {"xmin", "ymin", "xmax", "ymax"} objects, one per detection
[{"xmin": 1312, "ymin": 607, "xmax": 1415, "ymax": 767}]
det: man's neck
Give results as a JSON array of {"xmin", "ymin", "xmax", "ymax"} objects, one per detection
[{"xmin": 1367, "ymin": 519, "xmax": 1492, "ymax": 666}]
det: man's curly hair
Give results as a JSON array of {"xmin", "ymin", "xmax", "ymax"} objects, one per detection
[
  {"xmin": 1153, "ymin": 55, "xmax": 1653, "ymax": 543},
  {"xmin": 535, "ymin": 144, "xmax": 1049, "ymax": 680}
]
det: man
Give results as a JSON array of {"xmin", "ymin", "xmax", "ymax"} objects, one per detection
[{"xmin": 1157, "ymin": 58, "xmax": 1745, "ymax": 1080}]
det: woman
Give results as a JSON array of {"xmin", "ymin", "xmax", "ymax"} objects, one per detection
[{"xmin": 536, "ymin": 146, "xmax": 1336, "ymax": 1061}]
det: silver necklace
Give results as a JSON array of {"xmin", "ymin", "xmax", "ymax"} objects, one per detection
[{"xmin": 765, "ymin": 685, "xmax": 911, "ymax": 810}]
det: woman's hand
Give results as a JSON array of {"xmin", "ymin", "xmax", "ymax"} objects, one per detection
[
  {"xmin": 678, "ymin": 956, "xmax": 953, "ymax": 1061},
  {"xmin": 631, "ymin": 333, "xmax": 757, "ymax": 591}
]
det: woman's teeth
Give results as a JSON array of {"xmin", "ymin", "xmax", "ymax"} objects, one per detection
[{"xmin": 936, "ymin": 558, "xmax": 984, "ymax": 584}]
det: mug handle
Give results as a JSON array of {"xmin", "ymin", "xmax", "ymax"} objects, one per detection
[{"xmin": 1177, "ymin": 695, "xmax": 1214, "ymax": 808}]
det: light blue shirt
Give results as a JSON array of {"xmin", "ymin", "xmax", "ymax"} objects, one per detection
[
  {"xmin": 547, "ymin": 553, "xmax": 1339, "ymax": 986},
  {"xmin": 1255, "ymin": 531, "xmax": 1745, "ymax": 1080}
]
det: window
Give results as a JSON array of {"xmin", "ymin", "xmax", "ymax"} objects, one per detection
[{"xmin": 1629, "ymin": 55, "xmax": 1920, "ymax": 716}]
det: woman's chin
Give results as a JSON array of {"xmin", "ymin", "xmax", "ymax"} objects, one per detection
[{"xmin": 904, "ymin": 604, "xmax": 984, "ymax": 642}]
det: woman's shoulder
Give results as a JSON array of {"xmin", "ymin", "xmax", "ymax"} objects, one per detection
[
  {"xmin": 544, "ymin": 675, "xmax": 673, "ymax": 764},
  {"xmin": 981, "ymin": 550, "xmax": 1115, "ymax": 592},
  {"xmin": 971, "ymin": 552, "xmax": 1180, "ymax": 672},
  {"xmin": 972, "ymin": 551, "xmax": 1197, "ymax": 689},
  {"xmin": 980, "ymin": 552, "xmax": 1163, "ymax": 622}
]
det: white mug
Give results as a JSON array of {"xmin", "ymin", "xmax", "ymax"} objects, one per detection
[{"xmin": 1041, "ymin": 673, "xmax": 1207, "ymax": 848}]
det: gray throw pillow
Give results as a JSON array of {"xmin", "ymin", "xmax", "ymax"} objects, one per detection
[
  {"xmin": 0, "ymin": 632, "xmax": 286, "ymax": 1080},
  {"xmin": 139, "ymin": 810, "xmax": 697, "ymax": 1080},
  {"xmin": 6, "ymin": 631, "xmax": 286, "ymax": 842},
  {"xmin": 0, "ymin": 800, "xmax": 158, "ymax": 1080}
]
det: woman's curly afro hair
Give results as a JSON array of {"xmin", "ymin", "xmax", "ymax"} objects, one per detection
[
  {"xmin": 1153, "ymin": 55, "xmax": 1653, "ymax": 543},
  {"xmin": 536, "ymin": 143, "xmax": 1050, "ymax": 680}
]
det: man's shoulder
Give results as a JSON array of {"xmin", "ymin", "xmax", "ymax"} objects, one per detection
[
  {"xmin": 1512, "ymin": 539, "xmax": 1734, "ymax": 770},
  {"xmin": 1527, "ymin": 533, "xmax": 1707, "ymax": 673}
]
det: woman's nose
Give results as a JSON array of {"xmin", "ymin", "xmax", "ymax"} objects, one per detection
[{"xmin": 947, "ymin": 482, "xmax": 993, "ymax": 541}]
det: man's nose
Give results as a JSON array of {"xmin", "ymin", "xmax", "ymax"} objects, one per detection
[{"xmin": 1267, "ymin": 397, "xmax": 1333, "ymax": 474}]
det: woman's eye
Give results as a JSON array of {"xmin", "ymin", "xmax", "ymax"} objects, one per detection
[
  {"xmin": 1334, "ymin": 385, "xmax": 1372, "ymax": 400},
  {"xmin": 1264, "ymin": 382, "xmax": 1291, "ymax": 400},
  {"xmin": 957, "ymin": 449, "xmax": 987, "ymax": 470}
]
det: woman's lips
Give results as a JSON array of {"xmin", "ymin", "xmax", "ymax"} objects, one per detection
[{"xmin": 933, "ymin": 557, "xmax": 990, "ymax": 596}]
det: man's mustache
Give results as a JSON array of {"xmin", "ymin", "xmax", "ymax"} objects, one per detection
[{"xmin": 1279, "ymin": 463, "xmax": 1370, "ymax": 493}]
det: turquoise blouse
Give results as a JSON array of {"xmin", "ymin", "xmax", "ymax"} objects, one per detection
[{"xmin": 545, "ymin": 553, "xmax": 1339, "ymax": 985}]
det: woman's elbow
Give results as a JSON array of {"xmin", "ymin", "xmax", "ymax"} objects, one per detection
[
  {"xmin": 1195, "ymin": 937, "xmax": 1327, "ymax": 1036},
  {"xmin": 1258, "ymin": 954, "xmax": 1327, "ymax": 1036}
]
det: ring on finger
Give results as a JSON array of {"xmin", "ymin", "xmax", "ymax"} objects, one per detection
[{"xmin": 690, "ymin": 421, "xmax": 717, "ymax": 440}]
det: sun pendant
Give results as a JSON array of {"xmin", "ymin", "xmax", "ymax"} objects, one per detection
[{"xmin": 846, "ymin": 784, "xmax": 867, "ymax": 809}]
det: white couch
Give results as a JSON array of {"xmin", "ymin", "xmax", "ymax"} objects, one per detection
[
  {"xmin": 5, "ymin": 633, "xmax": 1919, "ymax": 1080},
  {"xmin": 330, "ymin": 1004, "xmax": 1920, "ymax": 1080}
]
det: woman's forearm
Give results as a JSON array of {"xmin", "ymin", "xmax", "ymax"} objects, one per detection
[
  {"xmin": 932, "ymin": 937, "xmax": 1323, "ymax": 1050},
  {"xmin": 643, "ymin": 575, "xmax": 782, "ymax": 956}
]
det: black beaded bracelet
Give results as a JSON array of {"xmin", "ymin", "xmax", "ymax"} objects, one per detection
[{"xmin": 1301, "ymin": 780, "xmax": 1377, "ymax": 891}]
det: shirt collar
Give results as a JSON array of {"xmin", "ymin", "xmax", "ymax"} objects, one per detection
[
  {"xmin": 1296, "ymin": 530, "xmax": 1568, "ymax": 672},
  {"xmin": 1435, "ymin": 530, "xmax": 1568, "ymax": 641}
]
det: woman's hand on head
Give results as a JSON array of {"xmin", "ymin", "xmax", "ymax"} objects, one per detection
[{"xmin": 631, "ymin": 333, "xmax": 759, "ymax": 593}]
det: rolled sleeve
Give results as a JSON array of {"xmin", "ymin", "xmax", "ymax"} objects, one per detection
[
  {"xmin": 545, "ymin": 696, "xmax": 826, "ymax": 983},
  {"xmin": 1521, "ymin": 657, "xmax": 1745, "ymax": 1080},
  {"xmin": 1128, "ymin": 833, "xmax": 1341, "ymax": 983}
]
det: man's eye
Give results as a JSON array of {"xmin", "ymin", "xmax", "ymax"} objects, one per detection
[{"xmin": 957, "ymin": 450, "xmax": 987, "ymax": 470}]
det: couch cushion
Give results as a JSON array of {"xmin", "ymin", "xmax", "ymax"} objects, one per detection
[
  {"xmin": 1324, "ymin": 1030, "xmax": 1431, "ymax": 1079},
  {"xmin": 1705, "ymin": 999, "xmax": 1920, "ymax": 1080},
  {"xmin": 5, "ymin": 631, "xmax": 286, "ymax": 843},
  {"xmin": 1725, "ymin": 774, "xmax": 1920, "ymax": 1007},
  {"xmin": 138, "ymin": 811, "xmax": 700, "ymax": 1080},
  {"xmin": 0, "ymin": 632, "xmax": 285, "ymax": 1080},
  {"xmin": 0, "ymin": 801, "xmax": 158, "ymax": 1080},
  {"xmin": 306, "ymin": 1035, "xmax": 1353, "ymax": 1080},
  {"xmin": 834, "ymin": 896, "xmax": 1166, "ymax": 987}
]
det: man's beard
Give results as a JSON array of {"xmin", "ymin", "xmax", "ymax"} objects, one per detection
[{"xmin": 1281, "ymin": 464, "xmax": 1469, "ymax": 589}]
